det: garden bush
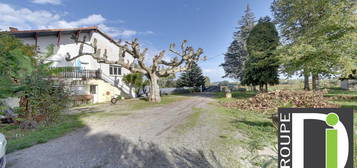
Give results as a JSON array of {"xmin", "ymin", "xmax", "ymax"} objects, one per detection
[{"xmin": 20, "ymin": 68, "xmax": 71, "ymax": 124}]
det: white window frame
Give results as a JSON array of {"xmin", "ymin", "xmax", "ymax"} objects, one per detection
[
  {"xmin": 90, "ymin": 85, "xmax": 97, "ymax": 94},
  {"xmin": 109, "ymin": 65, "xmax": 121, "ymax": 76}
]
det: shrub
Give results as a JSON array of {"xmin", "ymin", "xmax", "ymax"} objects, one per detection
[
  {"xmin": 21, "ymin": 70, "xmax": 70, "ymax": 124},
  {"xmin": 19, "ymin": 45, "xmax": 71, "ymax": 124}
]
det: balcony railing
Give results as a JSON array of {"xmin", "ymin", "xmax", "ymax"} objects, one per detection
[{"xmin": 50, "ymin": 67, "xmax": 100, "ymax": 79}]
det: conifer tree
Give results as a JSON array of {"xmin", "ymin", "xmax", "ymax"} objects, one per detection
[
  {"xmin": 242, "ymin": 17, "xmax": 280, "ymax": 92},
  {"xmin": 176, "ymin": 62, "xmax": 205, "ymax": 89},
  {"xmin": 221, "ymin": 5, "xmax": 255, "ymax": 80}
]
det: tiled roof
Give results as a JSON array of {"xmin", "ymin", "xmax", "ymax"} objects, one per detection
[{"xmin": 8, "ymin": 26, "xmax": 98, "ymax": 33}]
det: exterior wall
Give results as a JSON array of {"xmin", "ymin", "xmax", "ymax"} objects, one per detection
[
  {"xmin": 86, "ymin": 79, "xmax": 123, "ymax": 103},
  {"xmin": 20, "ymin": 33, "xmax": 91, "ymax": 68},
  {"xmin": 57, "ymin": 78, "xmax": 126, "ymax": 104},
  {"xmin": 19, "ymin": 31, "xmax": 134, "ymax": 77},
  {"xmin": 341, "ymin": 80, "xmax": 357, "ymax": 90},
  {"xmin": 17, "ymin": 30, "xmax": 135, "ymax": 102},
  {"xmin": 90, "ymin": 32, "xmax": 133, "ymax": 77}
]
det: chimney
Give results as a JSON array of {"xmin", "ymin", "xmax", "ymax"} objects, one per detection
[{"xmin": 9, "ymin": 27, "xmax": 18, "ymax": 32}]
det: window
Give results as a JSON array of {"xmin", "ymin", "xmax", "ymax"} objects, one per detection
[
  {"xmin": 109, "ymin": 65, "xmax": 121, "ymax": 75},
  {"xmin": 90, "ymin": 85, "xmax": 97, "ymax": 94},
  {"xmin": 109, "ymin": 66, "xmax": 113, "ymax": 75}
]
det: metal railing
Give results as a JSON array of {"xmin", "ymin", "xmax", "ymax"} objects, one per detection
[
  {"xmin": 100, "ymin": 72, "xmax": 132, "ymax": 96},
  {"xmin": 50, "ymin": 66, "xmax": 132, "ymax": 97},
  {"xmin": 50, "ymin": 67, "xmax": 100, "ymax": 79}
]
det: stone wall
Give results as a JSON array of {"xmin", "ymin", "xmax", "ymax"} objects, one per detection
[
  {"xmin": 340, "ymin": 80, "xmax": 357, "ymax": 90},
  {"xmin": 1, "ymin": 97, "xmax": 20, "ymax": 108}
]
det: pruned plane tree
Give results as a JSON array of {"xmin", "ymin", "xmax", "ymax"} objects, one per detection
[{"xmin": 66, "ymin": 35, "xmax": 204, "ymax": 102}]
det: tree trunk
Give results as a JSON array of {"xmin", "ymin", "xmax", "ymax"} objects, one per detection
[
  {"xmin": 265, "ymin": 84, "xmax": 268, "ymax": 92},
  {"xmin": 259, "ymin": 84, "xmax": 264, "ymax": 92},
  {"xmin": 148, "ymin": 74, "xmax": 161, "ymax": 102},
  {"xmin": 20, "ymin": 96, "xmax": 32, "ymax": 120},
  {"xmin": 129, "ymin": 84, "xmax": 134, "ymax": 97},
  {"xmin": 303, "ymin": 71, "xmax": 310, "ymax": 91},
  {"xmin": 135, "ymin": 88, "xmax": 140, "ymax": 97},
  {"xmin": 312, "ymin": 73, "xmax": 319, "ymax": 90}
]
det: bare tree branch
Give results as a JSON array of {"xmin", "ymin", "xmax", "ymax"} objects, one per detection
[
  {"xmin": 65, "ymin": 35, "xmax": 148, "ymax": 74},
  {"xmin": 66, "ymin": 33, "xmax": 203, "ymax": 102}
]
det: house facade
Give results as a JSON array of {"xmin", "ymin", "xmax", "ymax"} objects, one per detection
[{"xmin": 8, "ymin": 27, "xmax": 135, "ymax": 105}]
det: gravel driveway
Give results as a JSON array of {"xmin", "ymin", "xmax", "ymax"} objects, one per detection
[{"xmin": 6, "ymin": 93, "xmax": 222, "ymax": 168}]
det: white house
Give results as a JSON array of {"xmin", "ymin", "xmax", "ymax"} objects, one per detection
[{"xmin": 8, "ymin": 26, "xmax": 135, "ymax": 105}]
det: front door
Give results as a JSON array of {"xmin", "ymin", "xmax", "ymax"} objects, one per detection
[{"xmin": 90, "ymin": 85, "xmax": 98, "ymax": 103}]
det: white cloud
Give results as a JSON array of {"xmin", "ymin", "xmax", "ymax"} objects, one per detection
[
  {"xmin": 97, "ymin": 24, "xmax": 137, "ymax": 38},
  {"xmin": 0, "ymin": 3, "xmax": 140, "ymax": 38},
  {"xmin": 121, "ymin": 30, "xmax": 137, "ymax": 37},
  {"xmin": 201, "ymin": 67, "xmax": 231, "ymax": 82},
  {"xmin": 31, "ymin": 0, "xmax": 61, "ymax": 5},
  {"xmin": 0, "ymin": 3, "xmax": 60, "ymax": 30},
  {"xmin": 140, "ymin": 30, "xmax": 154, "ymax": 35},
  {"xmin": 51, "ymin": 14, "xmax": 106, "ymax": 28}
]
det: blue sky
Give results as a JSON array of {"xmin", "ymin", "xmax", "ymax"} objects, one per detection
[{"xmin": 0, "ymin": 0, "xmax": 274, "ymax": 82}]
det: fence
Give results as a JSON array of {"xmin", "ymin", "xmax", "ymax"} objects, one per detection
[{"xmin": 50, "ymin": 67, "xmax": 100, "ymax": 79}]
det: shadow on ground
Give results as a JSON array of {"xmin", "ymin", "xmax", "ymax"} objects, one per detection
[
  {"xmin": 84, "ymin": 132, "xmax": 223, "ymax": 168},
  {"xmin": 8, "ymin": 126, "xmax": 223, "ymax": 168},
  {"xmin": 232, "ymin": 120, "xmax": 274, "ymax": 128}
]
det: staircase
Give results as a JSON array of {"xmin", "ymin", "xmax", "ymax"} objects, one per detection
[{"xmin": 99, "ymin": 72, "xmax": 134, "ymax": 98}]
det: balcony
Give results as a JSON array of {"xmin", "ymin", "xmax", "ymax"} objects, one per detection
[{"xmin": 50, "ymin": 67, "xmax": 101, "ymax": 79}]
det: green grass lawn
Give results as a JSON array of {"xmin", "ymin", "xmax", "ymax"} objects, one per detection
[
  {"xmin": 128, "ymin": 95, "xmax": 186, "ymax": 110},
  {"xmin": 325, "ymin": 87, "xmax": 357, "ymax": 96},
  {"xmin": 203, "ymin": 103, "xmax": 276, "ymax": 167},
  {"xmin": 0, "ymin": 94, "xmax": 187, "ymax": 153},
  {"xmin": 215, "ymin": 91, "xmax": 257, "ymax": 105},
  {"xmin": 219, "ymin": 107, "xmax": 276, "ymax": 152},
  {"xmin": 214, "ymin": 92, "xmax": 276, "ymax": 152},
  {"xmin": 175, "ymin": 107, "xmax": 202, "ymax": 134},
  {"xmin": 1, "ymin": 114, "xmax": 84, "ymax": 153},
  {"xmin": 326, "ymin": 88, "xmax": 357, "ymax": 110},
  {"xmin": 215, "ymin": 91, "xmax": 257, "ymax": 100},
  {"xmin": 215, "ymin": 88, "xmax": 357, "ymax": 167}
]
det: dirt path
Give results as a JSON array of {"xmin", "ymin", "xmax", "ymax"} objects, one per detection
[{"xmin": 7, "ymin": 94, "xmax": 221, "ymax": 168}]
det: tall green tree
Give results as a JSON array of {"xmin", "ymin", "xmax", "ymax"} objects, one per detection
[
  {"xmin": 176, "ymin": 62, "xmax": 205, "ymax": 89},
  {"xmin": 0, "ymin": 33, "xmax": 35, "ymax": 98},
  {"xmin": 242, "ymin": 17, "xmax": 280, "ymax": 92},
  {"xmin": 0, "ymin": 37, "xmax": 71, "ymax": 123},
  {"xmin": 272, "ymin": 0, "xmax": 357, "ymax": 90},
  {"xmin": 123, "ymin": 73, "xmax": 148, "ymax": 96},
  {"xmin": 19, "ymin": 44, "xmax": 71, "ymax": 122},
  {"xmin": 221, "ymin": 5, "xmax": 255, "ymax": 80}
]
